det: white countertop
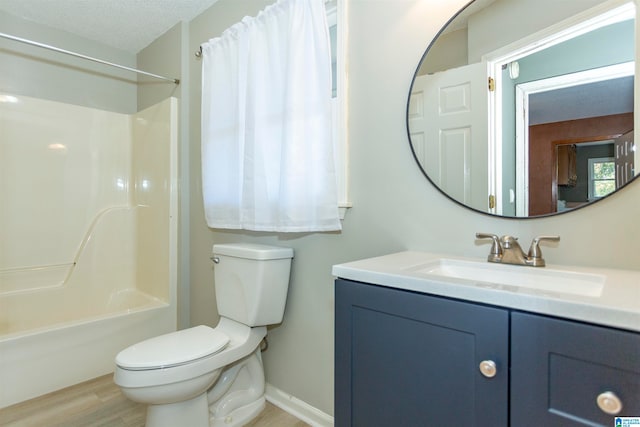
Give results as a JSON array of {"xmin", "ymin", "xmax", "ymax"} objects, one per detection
[{"xmin": 332, "ymin": 251, "xmax": 640, "ymax": 333}]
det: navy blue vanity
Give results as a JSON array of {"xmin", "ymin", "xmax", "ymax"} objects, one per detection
[{"xmin": 333, "ymin": 252, "xmax": 640, "ymax": 426}]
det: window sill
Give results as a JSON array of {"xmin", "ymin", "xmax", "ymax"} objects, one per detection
[{"xmin": 339, "ymin": 203, "xmax": 352, "ymax": 220}]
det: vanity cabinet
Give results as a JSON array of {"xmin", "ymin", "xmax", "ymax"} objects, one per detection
[
  {"xmin": 335, "ymin": 279, "xmax": 509, "ymax": 426},
  {"xmin": 335, "ymin": 279, "xmax": 640, "ymax": 427},
  {"xmin": 511, "ymin": 312, "xmax": 640, "ymax": 426}
]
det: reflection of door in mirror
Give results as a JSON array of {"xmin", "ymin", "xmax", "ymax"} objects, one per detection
[
  {"xmin": 408, "ymin": 63, "xmax": 490, "ymax": 212},
  {"xmin": 615, "ymin": 130, "xmax": 635, "ymax": 187}
]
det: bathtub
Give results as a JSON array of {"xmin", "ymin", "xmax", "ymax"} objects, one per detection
[
  {"xmin": 0, "ymin": 96, "xmax": 178, "ymax": 409},
  {"xmin": 0, "ymin": 288, "xmax": 173, "ymax": 409},
  {"xmin": 0, "ymin": 206, "xmax": 177, "ymax": 409}
]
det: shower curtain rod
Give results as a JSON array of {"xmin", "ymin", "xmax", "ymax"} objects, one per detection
[{"xmin": 0, "ymin": 32, "xmax": 180, "ymax": 84}]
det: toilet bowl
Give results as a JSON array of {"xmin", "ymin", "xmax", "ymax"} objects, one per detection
[
  {"xmin": 114, "ymin": 243, "xmax": 293, "ymax": 427},
  {"xmin": 115, "ymin": 319, "xmax": 267, "ymax": 427}
]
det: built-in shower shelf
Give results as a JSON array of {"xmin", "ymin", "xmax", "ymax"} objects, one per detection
[{"xmin": 0, "ymin": 263, "xmax": 74, "ymax": 295}]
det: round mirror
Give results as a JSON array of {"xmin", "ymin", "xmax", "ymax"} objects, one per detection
[{"xmin": 407, "ymin": 0, "xmax": 637, "ymax": 218}]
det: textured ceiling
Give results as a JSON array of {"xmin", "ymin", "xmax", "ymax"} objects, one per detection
[{"xmin": 0, "ymin": 0, "xmax": 220, "ymax": 53}]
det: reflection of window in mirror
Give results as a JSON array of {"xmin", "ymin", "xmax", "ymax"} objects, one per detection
[
  {"xmin": 557, "ymin": 141, "xmax": 615, "ymax": 211},
  {"xmin": 588, "ymin": 157, "xmax": 616, "ymax": 200}
]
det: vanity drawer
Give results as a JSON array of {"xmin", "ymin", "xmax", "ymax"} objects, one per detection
[{"xmin": 511, "ymin": 312, "xmax": 640, "ymax": 426}]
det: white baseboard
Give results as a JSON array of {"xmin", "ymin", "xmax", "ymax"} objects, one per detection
[{"xmin": 265, "ymin": 383, "xmax": 334, "ymax": 427}]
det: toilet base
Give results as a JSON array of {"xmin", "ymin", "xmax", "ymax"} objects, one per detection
[
  {"xmin": 209, "ymin": 396, "xmax": 266, "ymax": 427},
  {"xmin": 208, "ymin": 348, "xmax": 267, "ymax": 426},
  {"xmin": 146, "ymin": 392, "xmax": 210, "ymax": 427}
]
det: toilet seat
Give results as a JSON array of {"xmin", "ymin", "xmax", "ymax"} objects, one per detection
[
  {"xmin": 116, "ymin": 325, "xmax": 229, "ymax": 371},
  {"xmin": 114, "ymin": 319, "xmax": 267, "ymax": 389}
]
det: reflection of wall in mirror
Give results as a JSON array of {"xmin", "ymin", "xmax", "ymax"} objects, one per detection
[
  {"xmin": 419, "ymin": 0, "xmax": 610, "ymax": 75},
  {"xmin": 466, "ymin": 0, "xmax": 611, "ymax": 63},
  {"xmin": 418, "ymin": 28, "xmax": 468, "ymax": 75}
]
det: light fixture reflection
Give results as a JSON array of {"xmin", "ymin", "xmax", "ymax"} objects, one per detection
[
  {"xmin": 116, "ymin": 178, "xmax": 127, "ymax": 190},
  {"xmin": 0, "ymin": 95, "xmax": 19, "ymax": 103},
  {"xmin": 48, "ymin": 143, "xmax": 67, "ymax": 152}
]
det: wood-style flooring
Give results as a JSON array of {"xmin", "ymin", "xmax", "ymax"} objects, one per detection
[{"xmin": 0, "ymin": 375, "xmax": 309, "ymax": 427}]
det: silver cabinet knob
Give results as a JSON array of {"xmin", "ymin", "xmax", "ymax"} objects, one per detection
[
  {"xmin": 597, "ymin": 391, "xmax": 623, "ymax": 415},
  {"xmin": 479, "ymin": 360, "xmax": 497, "ymax": 378}
]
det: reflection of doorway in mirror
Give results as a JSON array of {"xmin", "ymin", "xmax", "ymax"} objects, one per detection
[
  {"xmin": 482, "ymin": 0, "xmax": 636, "ymax": 216},
  {"xmin": 529, "ymin": 115, "xmax": 632, "ymax": 216},
  {"xmin": 483, "ymin": 0, "xmax": 636, "ymax": 217},
  {"xmin": 514, "ymin": 63, "xmax": 634, "ymax": 216}
]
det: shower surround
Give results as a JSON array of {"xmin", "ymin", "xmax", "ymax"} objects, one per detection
[{"xmin": 0, "ymin": 94, "xmax": 178, "ymax": 408}]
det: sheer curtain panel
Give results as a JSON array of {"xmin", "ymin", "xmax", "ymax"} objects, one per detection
[{"xmin": 201, "ymin": 0, "xmax": 341, "ymax": 232}]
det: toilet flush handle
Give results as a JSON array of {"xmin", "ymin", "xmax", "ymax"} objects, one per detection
[{"xmin": 210, "ymin": 256, "xmax": 220, "ymax": 264}]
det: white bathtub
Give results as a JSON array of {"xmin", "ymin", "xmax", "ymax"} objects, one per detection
[
  {"xmin": 0, "ymin": 289, "xmax": 173, "ymax": 408},
  {"xmin": 0, "ymin": 95, "xmax": 178, "ymax": 409},
  {"xmin": 0, "ymin": 205, "xmax": 177, "ymax": 408}
]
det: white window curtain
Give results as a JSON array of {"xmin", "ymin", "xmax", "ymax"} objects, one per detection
[{"xmin": 201, "ymin": 0, "xmax": 341, "ymax": 232}]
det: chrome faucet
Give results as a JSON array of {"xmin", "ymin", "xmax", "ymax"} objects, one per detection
[{"xmin": 476, "ymin": 233, "xmax": 560, "ymax": 267}]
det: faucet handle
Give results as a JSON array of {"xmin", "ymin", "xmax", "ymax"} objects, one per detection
[
  {"xmin": 476, "ymin": 233, "xmax": 502, "ymax": 262},
  {"xmin": 527, "ymin": 235, "xmax": 560, "ymax": 267}
]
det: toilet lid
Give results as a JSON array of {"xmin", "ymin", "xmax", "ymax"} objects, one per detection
[{"xmin": 116, "ymin": 325, "xmax": 230, "ymax": 370}]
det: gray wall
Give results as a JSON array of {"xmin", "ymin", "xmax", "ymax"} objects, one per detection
[
  {"xmin": 0, "ymin": 10, "xmax": 137, "ymax": 113},
  {"xmin": 184, "ymin": 0, "xmax": 640, "ymax": 417}
]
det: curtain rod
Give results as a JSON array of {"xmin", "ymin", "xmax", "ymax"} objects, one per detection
[{"xmin": 0, "ymin": 32, "xmax": 180, "ymax": 85}]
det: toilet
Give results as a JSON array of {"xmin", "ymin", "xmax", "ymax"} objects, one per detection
[{"xmin": 114, "ymin": 243, "xmax": 294, "ymax": 427}]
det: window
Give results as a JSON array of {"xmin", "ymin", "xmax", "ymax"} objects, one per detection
[
  {"xmin": 326, "ymin": 0, "xmax": 350, "ymax": 217},
  {"xmin": 588, "ymin": 157, "xmax": 616, "ymax": 200}
]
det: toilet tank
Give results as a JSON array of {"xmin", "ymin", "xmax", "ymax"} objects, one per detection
[{"xmin": 212, "ymin": 243, "xmax": 294, "ymax": 327}]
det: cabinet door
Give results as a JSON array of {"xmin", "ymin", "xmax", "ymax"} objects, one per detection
[
  {"xmin": 511, "ymin": 312, "xmax": 640, "ymax": 426},
  {"xmin": 335, "ymin": 279, "xmax": 509, "ymax": 427}
]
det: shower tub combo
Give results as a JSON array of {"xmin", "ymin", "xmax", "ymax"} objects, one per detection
[{"xmin": 0, "ymin": 95, "xmax": 178, "ymax": 408}]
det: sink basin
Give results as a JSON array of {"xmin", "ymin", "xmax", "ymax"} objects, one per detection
[{"xmin": 410, "ymin": 258, "xmax": 606, "ymax": 297}]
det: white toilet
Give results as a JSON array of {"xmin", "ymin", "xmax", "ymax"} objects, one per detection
[{"xmin": 114, "ymin": 243, "xmax": 294, "ymax": 427}]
